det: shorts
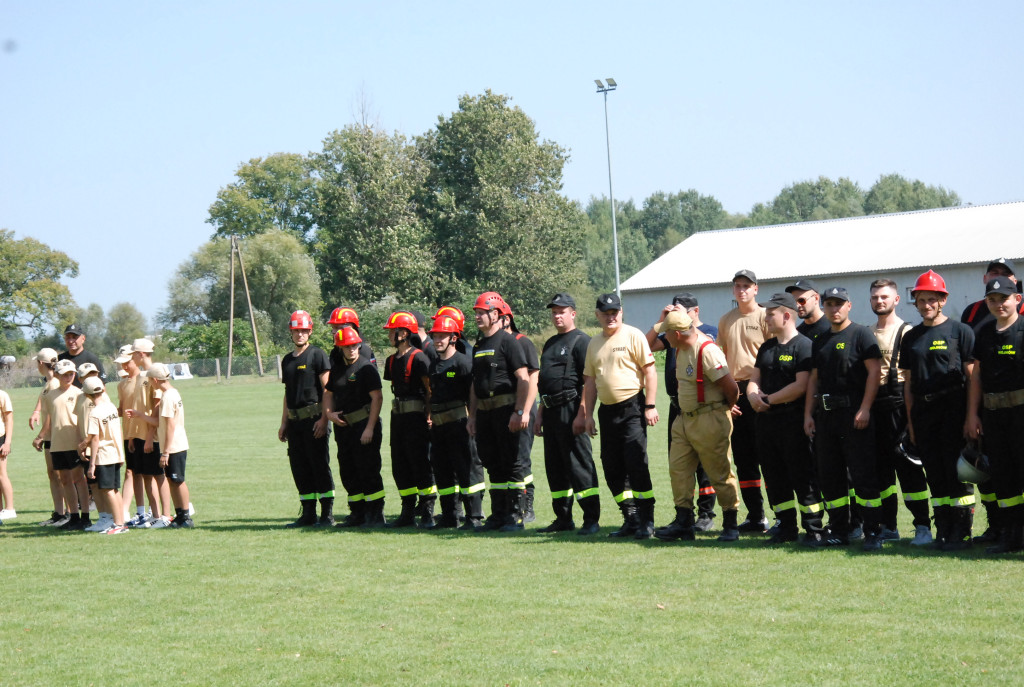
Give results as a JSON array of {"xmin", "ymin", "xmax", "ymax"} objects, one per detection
[
  {"xmin": 51, "ymin": 450, "xmax": 82, "ymax": 471},
  {"xmin": 42, "ymin": 440, "xmax": 51, "ymax": 450},
  {"xmin": 94, "ymin": 463, "xmax": 123, "ymax": 490},
  {"xmin": 123, "ymin": 439, "xmax": 144, "ymax": 472},
  {"xmin": 165, "ymin": 451, "xmax": 187, "ymax": 484},
  {"xmin": 139, "ymin": 442, "xmax": 163, "ymax": 476}
]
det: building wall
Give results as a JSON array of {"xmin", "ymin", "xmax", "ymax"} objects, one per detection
[{"xmin": 622, "ymin": 262, "xmax": 992, "ymax": 332}]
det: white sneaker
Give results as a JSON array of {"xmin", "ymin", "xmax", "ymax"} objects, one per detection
[
  {"xmin": 188, "ymin": 502, "xmax": 195, "ymax": 516},
  {"xmin": 126, "ymin": 513, "xmax": 147, "ymax": 528},
  {"xmin": 86, "ymin": 514, "xmax": 113, "ymax": 532},
  {"xmin": 910, "ymin": 524, "xmax": 934, "ymax": 546},
  {"xmin": 105, "ymin": 525, "xmax": 129, "ymax": 535},
  {"xmin": 150, "ymin": 516, "xmax": 171, "ymax": 529},
  {"xmin": 0, "ymin": 509, "xmax": 16, "ymax": 520}
]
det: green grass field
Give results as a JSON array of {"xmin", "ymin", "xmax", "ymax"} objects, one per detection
[{"xmin": 1, "ymin": 375, "xmax": 1022, "ymax": 686}]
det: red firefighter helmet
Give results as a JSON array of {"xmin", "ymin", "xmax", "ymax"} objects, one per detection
[
  {"xmin": 383, "ymin": 311, "xmax": 419, "ymax": 334},
  {"xmin": 335, "ymin": 327, "xmax": 363, "ymax": 347},
  {"xmin": 328, "ymin": 307, "xmax": 360, "ymax": 327},
  {"xmin": 289, "ymin": 310, "xmax": 313, "ymax": 330},
  {"xmin": 433, "ymin": 306, "xmax": 465, "ymax": 332},
  {"xmin": 473, "ymin": 291, "xmax": 505, "ymax": 312},
  {"xmin": 430, "ymin": 316, "xmax": 461, "ymax": 335},
  {"xmin": 911, "ymin": 269, "xmax": 949, "ymax": 296}
]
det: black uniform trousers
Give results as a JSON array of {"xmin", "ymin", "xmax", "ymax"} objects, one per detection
[
  {"xmin": 814, "ymin": 405, "xmax": 881, "ymax": 537},
  {"xmin": 596, "ymin": 393, "xmax": 654, "ymax": 503},
  {"xmin": 334, "ymin": 419, "xmax": 384, "ymax": 502},
  {"xmin": 733, "ymin": 382, "xmax": 765, "ymax": 518},
  {"xmin": 431, "ymin": 417, "xmax": 485, "ymax": 497},
  {"xmin": 668, "ymin": 398, "xmax": 717, "ymax": 516},
  {"xmin": 756, "ymin": 405, "xmax": 823, "ymax": 532},
  {"xmin": 517, "ymin": 404, "xmax": 538, "ymax": 491},
  {"xmin": 911, "ymin": 392, "xmax": 972, "ymax": 510},
  {"xmin": 541, "ymin": 399, "xmax": 600, "ymax": 505},
  {"xmin": 390, "ymin": 410, "xmax": 435, "ymax": 499},
  {"xmin": 983, "ymin": 405, "xmax": 1024, "ymax": 524},
  {"xmin": 286, "ymin": 416, "xmax": 334, "ymax": 500},
  {"xmin": 873, "ymin": 394, "xmax": 930, "ymax": 528}
]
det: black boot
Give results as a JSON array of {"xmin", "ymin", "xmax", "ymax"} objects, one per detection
[
  {"xmin": 389, "ymin": 495, "xmax": 417, "ymax": 528},
  {"xmin": 361, "ymin": 499, "xmax": 387, "ymax": 528},
  {"xmin": 942, "ymin": 507, "xmax": 974, "ymax": 551},
  {"xmin": 523, "ymin": 483, "xmax": 536, "ymax": 523},
  {"xmin": 974, "ymin": 499, "xmax": 1002, "ymax": 543},
  {"xmin": 608, "ymin": 500, "xmax": 639, "ymax": 538},
  {"xmin": 718, "ymin": 509, "xmax": 740, "ymax": 542},
  {"xmin": 317, "ymin": 497, "xmax": 336, "ymax": 527},
  {"xmin": 930, "ymin": 506, "xmax": 951, "ymax": 550},
  {"xmin": 655, "ymin": 507, "xmax": 695, "ymax": 542},
  {"xmin": 435, "ymin": 494, "xmax": 459, "ymax": 529},
  {"xmin": 766, "ymin": 512, "xmax": 799, "ymax": 544},
  {"xmin": 635, "ymin": 500, "xmax": 655, "ymax": 539},
  {"xmin": 985, "ymin": 519, "xmax": 1023, "ymax": 554},
  {"xmin": 336, "ymin": 500, "xmax": 365, "ymax": 527},
  {"xmin": 500, "ymin": 489, "xmax": 525, "ymax": 531},
  {"xmin": 538, "ymin": 496, "xmax": 575, "ymax": 532},
  {"xmin": 459, "ymin": 493, "xmax": 485, "ymax": 531},
  {"xmin": 577, "ymin": 495, "xmax": 601, "ymax": 535},
  {"xmin": 286, "ymin": 500, "xmax": 318, "ymax": 528},
  {"xmin": 479, "ymin": 489, "xmax": 506, "ymax": 531},
  {"xmin": 418, "ymin": 494, "xmax": 437, "ymax": 529}
]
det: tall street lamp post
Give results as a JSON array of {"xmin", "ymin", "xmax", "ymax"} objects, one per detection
[{"xmin": 595, "ymin": 78, "xmax": 620, "ymax": 297}]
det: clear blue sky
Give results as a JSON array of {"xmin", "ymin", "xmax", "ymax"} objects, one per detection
[{"xmin": 2, "ymin": 1, "xmax": 1022, "ymax": 331}]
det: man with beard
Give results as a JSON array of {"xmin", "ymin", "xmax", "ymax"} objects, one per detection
[{"xmin": 786, "ymin": 280, "xmax": 831, "ymax": 344}]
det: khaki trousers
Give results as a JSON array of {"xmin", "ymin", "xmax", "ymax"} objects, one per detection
[{"xmin": 669, "ymin": 411, "xmax": 740, "ymax": 510}]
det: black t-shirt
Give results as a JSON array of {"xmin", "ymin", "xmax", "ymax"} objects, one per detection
[
  {"xmin": 329, "ymin": 342, "xmax": 376, "ymax": 371},
  {"xmin": 384, "ymin": 347, "xmax": 430, "ymax": 400},
  {"xmin": 281, "ymin": 345, "xmax": 330, "ymax": 409},
  {"xmin": 755, "ymin": 334, "xmax": 813, "ymax": 395},
  {"xmin": 973, "ymin": 317, "xmax": 1024, "ymax": 393},
  {"xmin": 539, "ymin": 329, "xmax": 591, "ymax": 396},
  {"xmin": 58, "ymin": 349, "xmax": 106, "ymax": 388},
  {"xmin": 797, "ymin": 316, "xmax": 831, "ymax": 343},
  {"xmin": 812, "ymin": 323, "xmax": 881, "ymax": 396},
  {"xmin": 899, "ymin": 319, "xmax": 975, "ymax": 396},
  {"xmin": 961, "ymin": 298, "xmax": 1024, "ymax": 333},
  {"xmin": 659, "ymin": 324, "xmax": 716, "ymax": 397},
  {"xmin": 429, "ymin": 351, "xmax": 473, "ymax": 405},
  {"xmin": 327, "ymin": 357, "xmax": 382, "ymax": 414},
  {"xmin": 472, "ymin": 330, "xmax": 528, "ymax": 398}
]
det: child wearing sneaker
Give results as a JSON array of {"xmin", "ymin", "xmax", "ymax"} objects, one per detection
[
  {"xmin": 82, "ymin": 377, "xmax": 127, "ymax": 534},
  {"xmin": 141, "ymin": 364, "xmax": 193, "ymax": 528},
  {"xmin": 33, "ymin": 360, "xmax": 89, "ymax": 530},
  {"xmin": 0, "ymin": 386, "xmax": 14, "ymax": 522}
]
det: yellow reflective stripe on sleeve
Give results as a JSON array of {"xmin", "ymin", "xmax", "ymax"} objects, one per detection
[
  {"xmin": 799, "ymin": 501, "xmax": 824, "ymax": 514},
  {"xmin": 879, "ymin": 484, "xmax": 898, "ymax": 499},
  {"xmin": 398, "ymin": 486, "xmax": 420, "ymax": 497},
  {"xmin": 772, "ymin": 499, "xmax": 797, "ymax": 513},
  {"xmin": 419, "ymin": 485, "xmax": 438, "ymax": 496},
  {"xmin": 825, "ymin": 496, "xmax": 850, "ymax": 509},
  {"xmin": 347, "ymin": 493, "xmax": 365, "ymax": 503},
  {"xmin": 576, "ymin": 487, "xmax": 601, "ymax": 500},
  {"xmin": 855, "ymin": 495, "xmax": 882, "ymax": 508},
  {"xmin": 980, "ymin": 492, "xmax": 998, "ymax": 502},
  {"xmin": 436, "ymin": 486, "xmax": 459, "ymax": 496},
  {"xmin": 613, "ymin": 490, "xmax": 634, "ymax": 504},
  {"xmin": 364, "ymin": 490, "xmax": 386, "ymax": 502},
  {"xmin": 902, "ymin": 490, "xmax": 929, "ymax": 502},
  {"xmin": 461, "ymin": 483, "xmax": 487, "ymax": 495},
  {"xmin": 951, "ymin": 494, "xmax": 976, "ymax": 506},
  {"xmin": 551, "ymin": 489, "xmax": 573, "ymax": 499}
]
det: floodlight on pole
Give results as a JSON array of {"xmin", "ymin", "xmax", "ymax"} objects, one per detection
[{"xmin": 595, "ymin": 77, "xmax": 621, "ymax": 298}]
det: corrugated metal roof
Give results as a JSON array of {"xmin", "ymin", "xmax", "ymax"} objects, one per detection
[{"xmin": 621, "ymin": 201, "xmax": 1024, "ymax": 293}]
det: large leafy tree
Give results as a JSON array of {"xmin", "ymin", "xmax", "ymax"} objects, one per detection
[
  {"xmin": 864, "ymin": 173, "xmax": 960, "ymax": 214},
  {"xmin": 639, "ymin": 189, "xmax": 727, "ymax": 257},
  {"xmin": 418, "ymin": 91, "xmax": 588, "ymax": 332},
  {"xmin": 0, "ymin": 229, "xmax": 79, "ymax": 332},
  {"xmin": 744, "ymin": 176, "xmax": 865, "ymax": 226},
  {"xmin": 207, "ymin": 153, "xmax": 317, "ymax": 243},
  {"xmin": 104, "ymin": 302, "xmax": 148, "ymax": 353},
  {"xmin": 583, "ymin": 197, "xmax": 650, "ymax": 293}
]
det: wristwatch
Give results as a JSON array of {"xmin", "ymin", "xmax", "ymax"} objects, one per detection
[
  {"xmin": 515, "ymin": 409, "xmax": 524, "ymax": 416},
  {"xmin": 645, "ymin": 404, "xmax": 656, "ymax": 409}
]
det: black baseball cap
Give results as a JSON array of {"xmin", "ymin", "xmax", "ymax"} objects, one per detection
[
  {"xmin": 64, "ymin": 323, "xmax": 85, "ymax": 336},
  {"xmin": 821, "ymin": 287, "xmax": 851, "ymax": 303},
  {"xmin": 672, "ymin": 292, "xmax": 698, "ymax": 309},
  {"xmin": 733, "ymin": 269, "xmax": 757, "ymax": 284},
  {"xmin": 596, "ymin": 293, "xmax": 621, "ymax": 312},
  {"xmin": 986, "ymin": 258, "xmax": 1017, "ymax": 276},
  {"xmin": 547, "ymin": 293, "xmax": 576, "ymax": 309},
  {"xmin": 785, "ymin": 279, "xmax": 819, "ymax": 295},
  {"xmin": 985, "ymin": 278, "xmax": 1017, "ymax": 297},
  {"xmin": 760, "ymin": 293, "xmax": 799, "ymax": 310}
]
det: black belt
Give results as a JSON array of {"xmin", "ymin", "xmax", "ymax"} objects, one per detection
[
  {"xmin": 917, "ymin": 386, "xmax": 962, "ymax": 403},
  {"xmin": 765, "ymin": 401, "xmax": 800, "ymax": 414},
  {"xmin": 817, "ymin": 393, "xmax": 854, "ymax": 411},
  {"xmin": 540, "ymin": 389, "xmax": 578, "ymax": 408}
]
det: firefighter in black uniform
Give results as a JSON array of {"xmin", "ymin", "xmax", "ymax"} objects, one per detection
[
  {"xmin": 899, "ymin": 270, "xmax": 976, "ymax": 550},
  {"xmin": 278, "ymin": 310, "xmax": 335, "ymax": 527},
  {"xmin": 468, "ymin": 292, "xmax": 531, "ymax": 531},
  {"xmin": 534, "ymin": 293, "xmax": 601, "ymax": 534},
  {"xmin": 960, "ymin": 258, "xmax": 1024, "ymax": 544},
  {"xmin": 786, "ymin": 280, "xmax": 831, "ymax": 343},
  {"xmin": 327, "ymin": 307, "xmax": 377, "ymax": 365},
  {"xmin": 965, "ymin": 278, "xmax": 1024, "ymax": 553},
  {"xmin": 803, "ymin": 287, "xmax": 885, "ymax": 550},
  {"xmin": 498, "ymin": 299, "xmax": 539, "ymax": 523},
  {"xmin": 382, "ymin": 311, "xmax": 436, "ymax": 528},
  {"xmin": 324, "ymin": 326, "xmax": 386, "ymax": 527},
  {"xmin": 428, "ymin": 315, "xmax": 486, "ymax": 529}
]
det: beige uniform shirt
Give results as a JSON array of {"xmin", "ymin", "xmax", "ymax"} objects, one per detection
[
  {"xmin": 87, "ymin": 397, "xmax": 124, "ymax": 466},
  {"xmin": 0, "ymin": 390, "xmax": 12, "ymax": 440},
  {"xmin": 118, "ymin": 374, "xmax": 148, "ymax": 440},
  {"xmin": 75, "ymin": 393, "xmax": 95, "ymax": 442},
  {"xmin": 717, "ymin": 307, "xmax": 768, "ymax": 381},
  {"xmin": 45, "ymin": 385, "xmax": 83, "ymax": 453},
  {"xmin": 675, "ymin": 332, "xmax": 731, "ymax": 412},
  {"xmin": 136, "ymin": 373, "xmax": 161, "ymax": 440},
  {"xmin": 158, "ymin": 387, "xmax": 189, "ymax": 454},
  {"xmin": 873, "ymin": 319, "xmax": 908, "ymax": 385},
  {"xmin": 38, "ymin": 376, "xmax": 60, "ymax": 440},
  {"xmin": 584, "ymin": 324, "xmax": 655, "ymax": 405}
]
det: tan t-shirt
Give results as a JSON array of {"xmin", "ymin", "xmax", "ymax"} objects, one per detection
[
  {"xmin": 717, "ymin": 307, "xmax": 768, "ymax": 381},
  {"xmin": 0, "ymin": 390, "xmax": 12, "ymax": 440},
  {"xmin": 873, "ymin": 319, "xmax": 908, "ymax": 385},
  {"xmin": 158, "ymin": 387, "xmax": 189, "ymax": 454},
  {"xmin": 584, "ymin": 324, "xmax": 655, "ymax": 405},
  {"xmin": 45, "ymin": 385, "xmax": 83, "ymax": 452},
  {"xmin": 38, "ymin": 376, "xmax": 60, "ymax": 440},
  {"xmin": 136, "ymin": 373, "xmax": 162, "ymax": 439},
  {"xmin": 87, "ymin": 397, "xmax": 125, "ymax": 466},
  {"xmin": 118, "ymin": 374, "xmax": 148, "ymax": 440},
  {"xmin": 675, "ymin": 331, "xmax": 731, "ymax": 412},
  {"xmin": 75, "ymin": 393, "xmax": 95, "ymax": 442}
]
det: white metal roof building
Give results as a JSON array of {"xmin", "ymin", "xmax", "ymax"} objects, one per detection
[{"xmin": 620, "ymin": 201, "xmax": 1024, "ymax": 330}]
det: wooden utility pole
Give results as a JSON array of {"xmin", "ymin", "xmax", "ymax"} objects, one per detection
[
  {"xmin": 227, "ymin": 237, "xmax": 236, "ymax": 380},
  {"xmin": 234, "ymin": 237, "xmax": 264, "ymax": 375},
  {"xmin": 226, "ymin": 235, "xmax": 265, "ymax": 380}
]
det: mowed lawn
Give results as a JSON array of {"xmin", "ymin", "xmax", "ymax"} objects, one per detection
[{"xmin": 1, "ymin": 373, "xmax": 1022, "ymax": 686}]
